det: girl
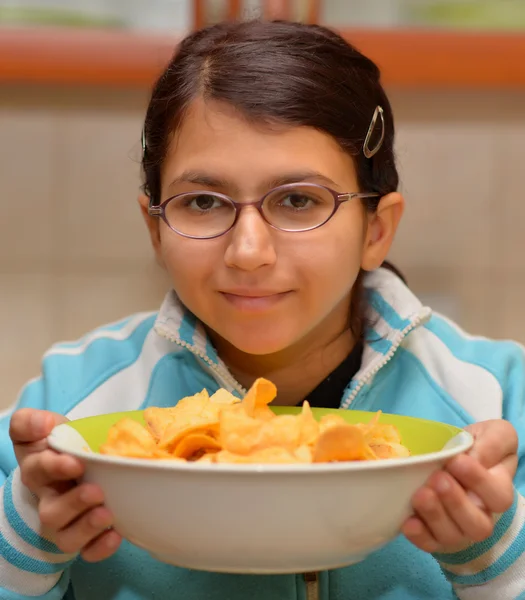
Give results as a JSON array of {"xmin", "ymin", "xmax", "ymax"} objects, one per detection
[{"xmin": 1, "ymin": 20, "xmax": 523, "ymax": 600}]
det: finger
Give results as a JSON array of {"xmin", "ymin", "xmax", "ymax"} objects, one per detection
[
  {"xmin": 496, "ymin": 453, "xmax": 519, "ymax": 480},
  {"xmin": 446, "ymin": 454, "xmax": 515, "ymax": 514},
  {"xmin": 10, "ymin": 410, "xmax": 55, "ymax": 444},
  {"xmin": 21, "ymin": 450, "xmax": 84, "ymax": 493},
  {"xmin": 433, "ymin": 469, "xmax": 494, "ymax": 542},
  {"xmin": 402, "ymin": 516, "xmax": 442, "ymax": 554},
  {"xmin": 464, "ymin": 420, "xmax": 518, "ymax": 468},
  {"xmin": 39, "ymin": 484, "xmax": 105, "ymax": 530},
  {"xmin": 54, "ymin": 506, "xmax": 115, "ymax": 554},
  {"xmin": 81, "ymin": 529, "xmax": 122, "ymax": 563},
  {"xmin": 411, "ymin": 483, "xmax": 466, "ymax": 549}
]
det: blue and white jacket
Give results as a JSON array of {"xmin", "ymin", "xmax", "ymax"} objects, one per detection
[{"xmin": 1, "ymin": 268, "xmax": 524, "ymax": 600}]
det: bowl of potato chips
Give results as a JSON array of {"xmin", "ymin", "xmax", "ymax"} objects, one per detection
[{"xmin": 49, "ymin": 378, "xmax": 472, "ymax": 574}]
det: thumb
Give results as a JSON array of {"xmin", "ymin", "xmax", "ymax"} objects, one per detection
[
  {"xmin": 464, "ymin": 420, "xmax": 518, "ymax": 468},
  {"xmin": 9, "ymin": 409, "xmax": 69, "ymax": 445}
]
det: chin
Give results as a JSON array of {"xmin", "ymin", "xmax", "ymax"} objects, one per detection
[{"xmin": 219, "ymin": 327, "xmax": 298, "ymax": 356}]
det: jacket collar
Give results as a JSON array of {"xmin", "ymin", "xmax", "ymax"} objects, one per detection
[{"xmin": 154, "ymin": 268, "xmax": 432, "ymax": 402}]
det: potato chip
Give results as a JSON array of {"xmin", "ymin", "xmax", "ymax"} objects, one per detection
[
  {"xmin": 100, "ymin": 419, "xmax": 157, "ymax": 458},
  {"xmin": 214, "ymin": 447, "xmax": 301, "ymax": 464},
  {"xmin": 298, "ymin": 401, "xmax": 319, "ymax": 446},
  {"xmin": 209, "ymin": 389, "xmax": 241, "ymax": 405},
  {"xmin": 293, "ymin": 444, "xmax": 313, "ymax": 462},
  {"xmin": 313, "ymin": 424, "xmax": 378, "ymax": 462},
  {"xmin": 365, "ymin": 423, "xmax": 402, "ymax": 445},
  {"xmin": 319, "ymin": 414, "xmax": 346, "ymax": 432},
  {"xmin": 219, "ymin": 407, "xmax": 263, "ymax": 455},
  {"xmin": 144, "ymin": 407, "xmax": 177, "ymax": 441},
  {"xmin": 254, "ymin": 415, "xmax": 301, "ymax": 451},
  {"xmin": 176, "ymin": 389, "xmax": 210, "ymax": 411},
  {"xmin": 153, "ymin": 390, "xmax": 224, "ymax": 451},
  {"xmin": 241, "ymin": 378, "xmax": 277, "ymax": 421},
  {"xmin": 356, "ymin": 410, "xmax": 381, "ymax": 436},
  {"xmin": 152, "ymin": 451, "xmax": 186, "ymax": 461},
  {"xmin": 144, "ymin": 390, "xmax": 212, "ymax": 441},
  {"xmin": 197, "ymin": 453, "xmax": 217, "ymax": 463},
  {"xmin": 370, "ymin": 442, "xmax": 410, "ymax": 459},
  {"xmin": 159, "ymin": 422, "xmax": 220, "ymax": 452},
  {"xmin": 101, "ymin": 378, "xmax": 410, "ymax": 464},
  {"xmin": 172, "ymin": 433, "xmax": 222, "ymax": 460}
]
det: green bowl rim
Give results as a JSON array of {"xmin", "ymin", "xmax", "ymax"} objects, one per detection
[{"xmin": 48, "ymin": 408, "xmax": 473, "ymax": 474}]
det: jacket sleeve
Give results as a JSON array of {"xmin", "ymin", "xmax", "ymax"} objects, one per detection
[
  {"xmin": 433, "ymin": 341, "xmax": 525, "ymax": 600},
  {"xmin": 0, "ymin": 375, "xmax": 77, "ymax": 599}
]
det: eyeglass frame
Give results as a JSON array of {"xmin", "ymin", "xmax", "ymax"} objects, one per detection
[{"xmin": 148, "ymin": 182, "xmax": 380, "ymax": 240}]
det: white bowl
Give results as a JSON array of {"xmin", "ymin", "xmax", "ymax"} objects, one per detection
[{"xmin": 48, "ymin": 409, "xmax": 472, "ymax": 574}]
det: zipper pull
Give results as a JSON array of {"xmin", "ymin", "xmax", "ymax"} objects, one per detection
[{"xmin": 303, "ymin": 572, "xmax": 319, "ymax": 600}]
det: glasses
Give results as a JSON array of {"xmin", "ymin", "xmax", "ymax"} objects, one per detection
[{"xmin": 148, "ymin": 182, "xmax": 380, "ymax": 240}]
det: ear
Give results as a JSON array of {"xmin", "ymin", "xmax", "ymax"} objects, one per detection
[
  {"xmin": 138, "ymin": 194, "xmax": 165, "ymax": 268},
  {"xmin": 361, "ymin": 192, "xmax": 405, "ymax": 272}
]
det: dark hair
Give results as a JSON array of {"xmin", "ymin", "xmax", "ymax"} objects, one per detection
[{"xmin": 142, "ymin": 19, "xmax": 401, "ymax": 340}]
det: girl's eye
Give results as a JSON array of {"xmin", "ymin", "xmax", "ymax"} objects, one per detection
[
  {"xmin": 279, "ymin": 194, "xmax": 317, "ymax": 210},
  {"xmin": 190, "ymin": 194, "xmax": 223, "ymax": 211}
]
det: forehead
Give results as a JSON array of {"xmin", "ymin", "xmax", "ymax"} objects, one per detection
[{"xmin": 162, "ymin": 99, "xmax": 358, "ymax": 191}]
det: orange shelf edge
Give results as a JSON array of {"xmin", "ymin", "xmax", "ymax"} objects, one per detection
[{"xmin": 1, "ymin": 27, "xmax": 525, "ymax": 89}]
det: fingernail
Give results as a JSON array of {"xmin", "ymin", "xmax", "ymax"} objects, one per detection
[
  {"xmin": 106, "ymin": 531, "xmax": 120, "ymax": 549},
  {"xmin": 30, "ymin": 412, "xmax": 47, "ymax": 437},
  {"xmin": 467, "ymin": 491, "xmax": 485, "ymax": 509},
  {"xmin": 449, "ymin": 464, "xmax": 470, "ymax": 483},
  {"xmin": 90, "ymin": 511, "xmax": 109, "ymax": 528},
  {"xmin": 61, "ymin": 456, "xmax": 81, "ymax": 475},
  {"xmin": 435, "ymin": 475, "xmax": 451, "ymax": 494},
  {"xmin": 79, "ymin": 488, "xmax": 92, "ymax": 504},
  {"xmin": 404, "ymin": 518, "xmax": 423, "ymax": 537}
]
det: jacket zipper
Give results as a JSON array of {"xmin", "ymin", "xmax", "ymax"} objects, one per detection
[
  {"xmin": 155, "ymin": 324, "xmax": 247, "ymax": 396},
  {"xmin": 156, "ymin": 307, "xmax": 431, "ymax": 407},
  {"xmin": 341, "ymin": 308, "xmax": 432, "ymax": 408},
  {"xmin": 303, "ymin": 572, "xmax": 319, "ymax": 600}
]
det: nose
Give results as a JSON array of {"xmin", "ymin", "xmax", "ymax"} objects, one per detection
[{"xmin": 223, "ymin": 206, "xmax": 277, "ymax": 272}]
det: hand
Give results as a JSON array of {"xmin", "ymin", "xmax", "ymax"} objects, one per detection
[
  {"xmin": 402, "ymin": 419, "xmax": 518, "ymax": 554},
  {"xmin": 10, "ymin": 408, "xmax": 122, "ymax": 562}
]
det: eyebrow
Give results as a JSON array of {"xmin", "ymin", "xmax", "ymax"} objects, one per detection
[{"xmin": 167, "ymin": 170, "xmax": 339, "ymax": 191}]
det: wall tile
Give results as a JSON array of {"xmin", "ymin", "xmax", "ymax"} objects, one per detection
[
  {"xmin": 54, "ymin": 266, "xmax": 169, "ymax": 342},
  {"xmin": 497, "ymin": 274, "xmax": 525, "ymax": 345},
  {"xmin": 391, "ymin": 122, "xmax": 497, "ymax": 271},
  {"xmin": 0, "ymin": 273, "xmax": 57, "ymax": 406},
  {"xmin": 57, "ymin": 109, "xmax": 152, "ymax": 265},
  {"xmin": 0, "ymin": 366, "xmax": 39, "ymax": 411},
  {"xmin": 399, "ymin": 266, "xmax": 501, "ymax": 339},
  {"xmin": 494, "ymin": 123, "xmax": 525, "ymax": 272},
  {"xmin": 0, "ymin": 111, "xmax": 57, "ymax": 267}
]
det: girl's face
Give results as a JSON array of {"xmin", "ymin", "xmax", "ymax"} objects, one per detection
[{"xmin": 141, "ymin": 100, "xmax": 402, "ymax": 356}]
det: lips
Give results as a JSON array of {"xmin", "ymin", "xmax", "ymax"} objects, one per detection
[
  {"xmin": 219, "ymin": 290, "xmax": 292, "ymax": 311},
  {"xmin": 220, "ymin": 289, "xmax": 289, "ymax": 298}
]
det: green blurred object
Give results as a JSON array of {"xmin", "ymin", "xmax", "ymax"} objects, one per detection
[
  {"xmin": 0, "ymin": 6, "xmax": 123, "ymax": 27},
  {"xmin": 69, "ymin": 406, "xmax": 464, "ymax": 456},
  {"xmin": 408, "ymin": 0, "xmax": 525, "ymax": 30}
]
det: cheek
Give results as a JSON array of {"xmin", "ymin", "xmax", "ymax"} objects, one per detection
[
  {"xmin": 298, "ymin": 218, "xmax": 365, "ymax": 295},
  {"xmin": 301, "ymin": 245, "xmax": 362, "ymax": 316},
  {"xmin": 159, "ymin": 233, "xmax": 217, "ymax": 296}
]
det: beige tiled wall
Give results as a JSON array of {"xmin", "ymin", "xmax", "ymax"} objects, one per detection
[
  {"xmin": 0, "ymin": 87, "xmax": 167, "ymax": 408},
  {"xmin": 389, "ymin": 90, "xmax": 525, "ymax": 340},
  {"xmin": 0, "ymin": 86, "xmax": 523, "ymax": 408}
]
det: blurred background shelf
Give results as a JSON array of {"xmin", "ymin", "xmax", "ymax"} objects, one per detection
[{"xmin": 1, "ymin": 27, "xmax": 525, "ymax": 89}]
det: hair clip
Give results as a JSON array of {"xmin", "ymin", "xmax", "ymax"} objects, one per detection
[
  {"xmin": 363, "ymin": 106, "xmax": 385, "ymax": 159},
  {"xmin": 141, "ymin": 126, "xmax": 147, "ymax": 157}
]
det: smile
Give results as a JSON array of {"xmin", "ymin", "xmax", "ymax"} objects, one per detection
[{"xmin": 219, "ymin": 291, "xmax": 293, "ymax": 311}]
